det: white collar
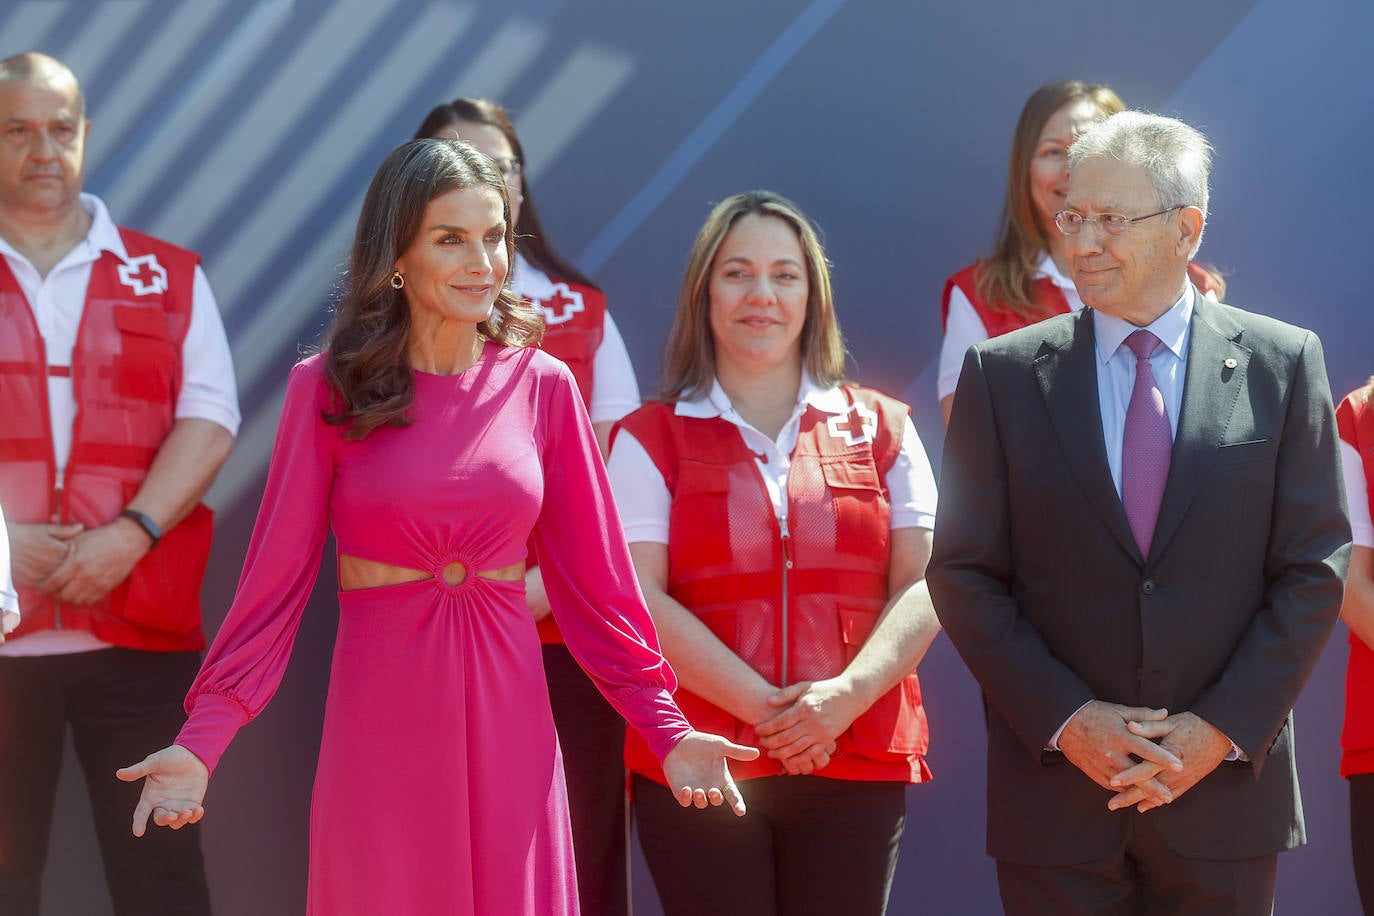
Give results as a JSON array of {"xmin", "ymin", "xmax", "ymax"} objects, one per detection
[
  {"xmin": 1093, "ymin": 284, "xmax": 1195, "ymax": 365},
  {"xmin": 511, "ymin": 251, "xmax": 556, "ymax": 299},
  {"xmin": 1033, "ymin": 251, "xmax": 1076, "ymax": 291},
  {"xmin": 673, "ymin": 371, "xmax": 849, "ymax": 419}
]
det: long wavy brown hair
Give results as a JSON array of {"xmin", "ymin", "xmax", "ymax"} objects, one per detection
[
  {"xmin": 414, "ymin": 97, "xmax": 600, "ymax": 291},
  {"xmin": 976, "ymin": 80, "xmax": 1124, "ymax": 319},
  {"xmin": 659, "ymin": 190, "xmax": 846, "ymax": 401},
  {"xmin": 322, "ymin": 139, "xmax": 543, "ymax": 439}
]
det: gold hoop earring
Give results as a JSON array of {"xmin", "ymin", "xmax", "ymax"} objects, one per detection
[{"xmin": 391, "ymin": 271, "xmax": 404, "ymax": 290}]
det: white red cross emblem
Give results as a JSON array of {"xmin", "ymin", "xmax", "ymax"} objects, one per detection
[
  {"xmin": 539, "ymin": 282, "xmax": 585, "ymax": 326},
  {"xmin": 116, "ymin": 255, "xmax": 168, "ymax": 296},
  {"xmin": 825, "ymin": 403, "xmax": 877, "ymax": 446}
]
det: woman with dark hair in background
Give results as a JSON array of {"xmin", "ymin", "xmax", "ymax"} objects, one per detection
[
  {"xmin": 937, "ymin": 80, "xmax": 1228, "ymax": 425},
  {"xmin": 119, "ymin": 138, "xmax": 756, "ymax": 915},
  {"xmin": 415, "ymin": 98, "xmax": 643, "ymax": 915},
  {"xmin": 1337, "ymin": 377, "xmax": 1374, "ymax": 912},
  {"xmin": 608, "ymin": 190, "xmax": 941, "ymax": 915}
]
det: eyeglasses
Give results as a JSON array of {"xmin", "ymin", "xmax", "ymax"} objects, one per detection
[
  {"xmin": 492, "ymin": 157, "xmax": 522, "ymax": 184},
  {"xmin": 1054, "ymin": 205, "xmax": 1187, "ymax": 236}
]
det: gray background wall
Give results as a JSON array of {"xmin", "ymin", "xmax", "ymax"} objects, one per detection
[{"xmin": 6, "ymin": 0, "xmax": 1371, "ymax": 911}]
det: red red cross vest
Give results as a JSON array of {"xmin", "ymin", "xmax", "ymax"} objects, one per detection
[
  {"xmin": 614, "ymin": 388, "xmax": 932, "ymax": 784},
  {"xmin": 530, "ymin": 276, "xmax": 609, "ymax": 644},
  {"xmin": 940, "ymin": 262, "xmax": 1071, "ymax": 337},
  {"xmin": 0, "ymin": 229, "xmax": 212, "ymax": 651},
  {"xmin": 531, "ymin": 276, "xmax": 606, "ymax": 407},
  {"xmin": 1338, "ymin": 387, "xmax": 1374, "ymax": 777}
]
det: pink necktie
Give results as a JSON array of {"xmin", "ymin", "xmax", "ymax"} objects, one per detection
[{"xmin": 1122, "ymin": 329, "xmax": 1171, "ymax": 556}]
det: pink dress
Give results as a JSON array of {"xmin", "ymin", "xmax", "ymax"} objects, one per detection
[{"xmin": 175, "ymin": 344, "xmax": 691, "ymax": 914}]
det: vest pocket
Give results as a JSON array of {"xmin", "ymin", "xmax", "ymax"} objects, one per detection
[
  {"xmin": 819, "ymin": 459, "xmax": 889, "ymax": 556},
  {"xmin": 670, "ymin": 460, "xmax": 734, "ymax": 567},
  {"xmin": 107, "ymin": 501, "xmax": 213, "ymax": 636},
  {"xmin": 839, "ymin": 605, "xmax": 928, "ymax": 756},
  {"xmin": 111, "ymin": 304, "xmax": 176, "ymax": 401}
]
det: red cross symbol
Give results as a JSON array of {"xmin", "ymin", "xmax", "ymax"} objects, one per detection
[
  {"xmin": 825, "ymin": 403, "xmax": 877, "ymax": 446},
  {"xmin": 539, "ymin": 282, "xmax": 585, "ymax": 326},
  {"xmin": 116, "ymin": 255, "xmax": 168, "ymax": 296}
]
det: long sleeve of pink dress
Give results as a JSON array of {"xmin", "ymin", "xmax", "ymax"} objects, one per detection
[{"xmin": 175, "ymin": 345, "xmax": 691, "ymax": 915}]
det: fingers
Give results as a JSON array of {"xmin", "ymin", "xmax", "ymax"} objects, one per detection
[
  {"xmin": 723, "ymin": 740, "xmax": 761, "ymax": 762},
  {"xmin": 152, "ymin": 804, "xmax": 205, "ymax": 829},
  {"xmin": 116, "ymin": 756, "xmax": 158, "ymax": 781},
  {"xmin": 723, "ymin": 775, "xmax": 747, "ymax": 816},
  {"xmin": 753, "ymin": 711, "xmax": 798, "ymax": 740},
  {"xmin": 131, "ymin": 797, "xmax": 152, "ymax": 837},
  {"xmin": 1108, "ymin": 758, "xmax": 1163, "ymax": 788},
  {"xmin": 1126, "ymin": 734, "xmax": 1183, "ymax": 772},
  {"xmin": 766, "ymin": 681, "xmax": 809, "ymax": 708},
  {"xmin": 1116, "ymin": 705, "xmax": 1169, "ymax": 722},
  {"xmin": 1107, "ymin": 775, "xmax": 1172, "ymax": 811}
]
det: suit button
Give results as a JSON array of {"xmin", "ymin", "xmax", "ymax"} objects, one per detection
[{"xmin": 1141, "ymin": 579, "xmax": 1156, "ymax": 595}]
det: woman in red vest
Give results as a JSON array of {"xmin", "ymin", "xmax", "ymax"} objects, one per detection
[
  {"xmin": 1337, "ymin": 378, "xmax": 1374, "ymax": 911},
  {"xmin": 938, "ymin": 81, "xmax": 1227, "ymax": 426},
  {"xmin": 938, "ymin": 80, "xmax": 1123, "ymax": 425},
  {"xmin": 608, "ymin": 190, "xmax": 941, "ymax": 915},
  {"xmin": 414, "ymin": 99, "xmax": 643, "ymax": 916}
]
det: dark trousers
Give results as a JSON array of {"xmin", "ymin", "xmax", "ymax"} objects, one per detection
[
  {"xmin": 0, "ymin": 648, "xmax": 210, "ymax": 916},
  {"xmin": 543, "ymin": 644, "xmax": 628, "ymax": 916},
  {"xmin": 1352, "ymin": 774, "xmax": 1374, "ymax": 914},
  {"xmin": 633, "ymin": 772, "xmax": 907, "ymax": 916},
  {"xmin": 996, "ymin": 808, "xmax": 1277, "ymax": 915}
]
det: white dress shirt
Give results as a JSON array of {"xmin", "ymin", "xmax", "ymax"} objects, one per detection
[{"xmin": 1093, "ymin": 286, "xmax": 1194, "ymax": 496}]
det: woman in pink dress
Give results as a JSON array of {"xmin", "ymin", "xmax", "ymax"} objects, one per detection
[{"xmin": 117, "ymin": 138, "xmax": 757, "ymax": 915}]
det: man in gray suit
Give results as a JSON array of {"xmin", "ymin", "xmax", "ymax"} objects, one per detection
[{"xmin": 929, "ymin": 111, "xmax": 1350, "ymax": 914}]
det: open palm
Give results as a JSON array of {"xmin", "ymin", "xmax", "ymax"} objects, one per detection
[{"xmin": 116, "ymin": 745, "xmax": 210, "ymax": 836}]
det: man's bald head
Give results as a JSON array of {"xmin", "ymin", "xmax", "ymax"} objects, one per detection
[{"xmin": 0, "ymin": 53, "xmax": 84, "ymax": 116}]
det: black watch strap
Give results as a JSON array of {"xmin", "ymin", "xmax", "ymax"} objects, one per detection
[{"xmin": 120, "ymin": 509, "xmax": 162, "ymax": 549}]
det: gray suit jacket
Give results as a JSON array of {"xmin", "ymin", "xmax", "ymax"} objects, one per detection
[{"xmin": 928, "ymin": 293, "xmax": 1351, "ymax": 865}]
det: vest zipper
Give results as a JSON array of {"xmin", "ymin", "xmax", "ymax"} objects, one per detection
[
  {"xmin": 779, "ymin": 513, "xmax": 793, "ymax": 686},
  {"xmin": 52, "ymin": 467, "xmax": 65, "ymax": 629}
]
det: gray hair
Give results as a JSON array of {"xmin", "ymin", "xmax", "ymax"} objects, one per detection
[{"xmin": 1069, "ymin": 110, "xmax": 1212, "ymax": 255}]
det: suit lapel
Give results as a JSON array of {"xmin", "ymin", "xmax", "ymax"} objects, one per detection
[
  {"xmin": 1034, "ymin": 310, "xmax": 1141, "ymax": 562},
  {"xmin": 1148, "ymin": 293, "xmax": 1249, "ymax": 563}
]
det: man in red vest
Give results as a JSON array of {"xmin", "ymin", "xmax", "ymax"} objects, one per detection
[{"xmin": 0, "ymin": 53, "xmax": 238, "ymax": 914}]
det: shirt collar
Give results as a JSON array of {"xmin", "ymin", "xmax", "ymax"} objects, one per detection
[
  {"xmin": 1093, "ymin": 283, "xmax": 1195, "ymax": 365},
  {"xmin": 0, "ymin": 193, "xmax": 127, "ymax": 268},
  {"xmin": 1034, "ymin": 251, "xmax": 1076, "ymax": 291},
  {"xmin": 512, "ymin": 251, "xmax": 555, "ymax": 298},
  {"xmin": 674, "ymin": 370, "xmax": 847, "ymax": 419}
]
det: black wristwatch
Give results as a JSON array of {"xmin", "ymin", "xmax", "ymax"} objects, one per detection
[{"xmin": 119, "ymin": 509, "xmax": 163, "ymax": 549}]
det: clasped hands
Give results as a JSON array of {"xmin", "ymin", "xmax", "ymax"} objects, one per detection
[
  {"xmin": 750, "ymin": 676, "xmax": 865, "ymax": 776},
  {"xmin": 8, "ymin": 519, "xmax": 149, "ymax": 606},
  {"xmin": 1058, "ymin": 700, "xmax": 1233, "ymax": 813}
]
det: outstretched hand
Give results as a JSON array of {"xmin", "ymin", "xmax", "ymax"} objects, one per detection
[
  {"xmin": 116, "ymin": 745, "xmax": 210, "ymax": 836},
  {"xmin": 661, "ymin": 730, "xmax": 760, "ymax": 816}
]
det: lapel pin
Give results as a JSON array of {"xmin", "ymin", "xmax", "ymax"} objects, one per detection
[{"xmin": 1223, "ymin": 358, "xmax": 1238, "ymax": 369}]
